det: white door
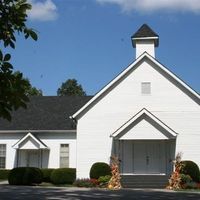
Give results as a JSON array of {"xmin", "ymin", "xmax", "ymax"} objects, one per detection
[
  {"xmin": 133, "ymin": 142, "xmax": 147, "ymax": 173},
  {"xmin": 26, "ymin": 150, "xmax": 40, "ymax": 168},
  {"xmin": 133, "ymin": 141, "xmax": 165, "ymax": 174}
]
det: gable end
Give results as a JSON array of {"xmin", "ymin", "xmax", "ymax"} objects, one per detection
[{"xmin": 72, "ymin": 53, "xmax": 200, "ymax": 120}]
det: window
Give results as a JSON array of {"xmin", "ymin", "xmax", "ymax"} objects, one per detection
[
  {"xmin": 60, "ymin": 144, "xmax": 69, "ymax": 168},
  {"xmin": 141, "ymin": 82, "xmax": 151, "ymax": 95},
  {"xmin": 0, "ymin": 144, "xmax": 6, "ymax": 169}
]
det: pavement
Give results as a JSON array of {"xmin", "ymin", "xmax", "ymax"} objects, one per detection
[{"xmin": 0, "ymin": 182, "xmax": 200, "ymax": 200}]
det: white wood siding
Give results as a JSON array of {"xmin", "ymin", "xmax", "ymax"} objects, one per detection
[
  {"xmin": 77, "ymin": 59, "xmax": 200, "ymax": 178},
  {"xmin": 120, "ymin": 118, "xmax": 169, "ymax": 140},
  {"xmin": 135, "ymin": 40, "xmax": 155, "ymax": 58},
  {"xmin": 0, "ymin": 132, "xmax": 76, "ymax": 169}
]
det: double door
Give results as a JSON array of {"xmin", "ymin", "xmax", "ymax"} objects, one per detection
[
  {"xmin": 18, "ymin": 150, "xmax": 40, "ymax": 168},
  {"xmin": 122, "ymin": 141, "xmax": 166, "ymax": 174},
  {"xmin": 133, "ymin": 141, "xmax": 165, "ymax": 174}
]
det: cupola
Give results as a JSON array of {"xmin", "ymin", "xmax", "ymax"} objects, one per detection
[{"xmin": 131, "ymin": 24, "xmax": 159, "ymax": 59}]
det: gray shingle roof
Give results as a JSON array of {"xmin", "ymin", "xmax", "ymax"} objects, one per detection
[{"xmin": 0, "ymin": 96, "xmax": 92, "ymax": 130}]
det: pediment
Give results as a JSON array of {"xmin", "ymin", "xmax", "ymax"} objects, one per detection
[
  {"xmin": 12, "ymin": 132, "xmax": 48, "ymax": 149},
  {"xmin": 111, "ymin": 108, "xmax": 177, "ymax": 140}
]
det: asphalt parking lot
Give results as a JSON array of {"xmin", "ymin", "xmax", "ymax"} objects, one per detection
[{"xmin": 0, "ymin": 184, "xmax": 200, "ymax": 200}]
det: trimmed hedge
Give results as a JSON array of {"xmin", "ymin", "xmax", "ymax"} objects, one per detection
[
  {"xmin": 90, "ymin": 162, "xmax": 111, "ymax": 179},
  {"xmin": 8, "ymin": 167, "xmax": 43, "ymax": 185},
  {"xmin": 0, "ymin": 169, "xmax": 10, "ymax": 180},
  {"xmin": 50, "ymin": 168, "xmax": 76, "ymax": 184},
  {"xmin": 180, "ymin": 160, "xmax": 200, "ymax": 183},
  {"xmin": 41, "ymin": 168, "xmax": 55, "ymax": 182}
]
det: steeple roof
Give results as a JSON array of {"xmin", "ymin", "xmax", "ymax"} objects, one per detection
[
  {"xmin": 131, "ymin": 24, "xmax": 159, "ymax": 47},
  {"xmin": 132, "ymin": 24, "xmax": 158, "ymax": 38}
]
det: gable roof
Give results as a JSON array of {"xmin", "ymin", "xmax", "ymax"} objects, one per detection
[
  {"xmin": 12, "ymin": 132, "xmax": 49, "ymax": 149},
  {"xmin": 111, "ymin": 108, "xmax": 177, "ymax": 139},
  {"xmin": 0, "ymin": 96, "xmax": 92, "ymax": 131},
  {"xmin": 131, "ymin": 24, "xmax": 159, "ymax": 47},
  {"xmin": 72, "ymin": 52, "xmax": 200, "ymax": 119}
]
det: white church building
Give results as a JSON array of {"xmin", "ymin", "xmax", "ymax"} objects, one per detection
[{"xmin": 0, "ymin": 24, "xmax": 199, "ymax": 185}]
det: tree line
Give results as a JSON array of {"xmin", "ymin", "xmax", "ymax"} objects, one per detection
[
  {"xmin": 0, "ymin": 0, "xmax": 85, "ymax": 121},
  {"xmin": 21, "ymin": 76, "xmax": 86, "ymax": 97}
]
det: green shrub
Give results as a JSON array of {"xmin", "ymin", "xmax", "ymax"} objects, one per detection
[
  {"xmin": 98, "ymin": 175, "xmax": 111, "ymax": 187},
  {"xmin": 180, "ymin": 160, "xmax": 200, "ymax": 182},
  {"xmin": 184, "ymin": 182, "xmax": 198, "ymax": 189},
  {"xmin": 73, "ymin": 178, "xmax": 98, "ymax": 187},
  {"xmin": 41, "ymin": 168, "xmax": 55, "ymax": 182},
  {"xmin": 8, "ymin": 167, "xmax": 43, "ymax": 185},
  {"xmin": 0, "ymin": 169, "xmax": 10, "ymax": 180},
  {"xmin": 90, "ymin": 162, "xmax": 111, "ymax": 179},
  {"xmin": 180, "ymin": 174, "xmax": 192, "ymax": 184},
  {"xmin": 50, "ymin": 168, "xmax": 76, "ymax": 184}
]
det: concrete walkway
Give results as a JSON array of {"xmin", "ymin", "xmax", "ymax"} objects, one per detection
[{"xmin": 0, "ymin": 184, "xmax": 200, "ymax": 200}]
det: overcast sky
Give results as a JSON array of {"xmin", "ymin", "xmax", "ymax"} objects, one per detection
[{"xmin": 7, "ymin": 0, "xmax": 200, "ymax": 95}]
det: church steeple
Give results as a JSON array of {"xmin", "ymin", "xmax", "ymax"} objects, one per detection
[{"xmin": 131, "ymin": 24, "xmax": 159, "ymax": 58}]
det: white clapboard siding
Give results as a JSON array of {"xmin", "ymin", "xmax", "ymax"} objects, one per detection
[
  {"xmin": 0, "ymin": 132, "xmax": 76, "ymax": 169},
  {"xmin": 76, "ymin": 57, "xmax": 200, "ymax": 178}
]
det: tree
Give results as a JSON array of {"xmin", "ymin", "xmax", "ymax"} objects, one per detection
[
  {"xmin": 26, "ymin": 86, "xmax": 43, "ymax": 96},
  {"xmin": 14, "ymin": 71, "xmax": 43, "ymax": 96},
  {"xmin": 57, "ymin": 79, "xmax": 86, "ymax": 96},
  {"xmin": 0, "ymin": 0, "xmax": 38, "ymax": 121}
]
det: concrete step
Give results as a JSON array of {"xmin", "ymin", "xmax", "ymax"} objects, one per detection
[{"xmin": 121, "ymin": 175, "xmax": 169, "ymax": 188}]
